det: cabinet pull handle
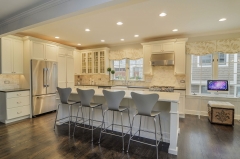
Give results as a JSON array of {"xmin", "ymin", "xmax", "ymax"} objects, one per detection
[
  {"xmin": 17, "ymin": 101, "xmax": 21, "ymax": 104},
  {"xmin": 17, "ymin": 111, "xmax": 22, "ymax": 114},
  {"xmin": 17, "ymin": 94, "xmax": 21, "ymax": 96}
]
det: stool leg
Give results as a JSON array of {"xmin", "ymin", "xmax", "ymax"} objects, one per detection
[
  {"xmin": 98, "ymin": 110, "xmax": 107, "ymax": 144},
  {"xmin": 91, "ymin": 108, "xmax": 94, "ymax": 142},
  {"xmin": 121, "ymin": 112, "xmax": 124, "ymax": 151},
  {"xmin": 69, "ymin": 105, "xmax": 71, "ymax": 137},
  {"xmin": 73, "ymin": 105, "xmax": 80, "ymax": 137},
  {"xmin": 81, "ymin": 106, "xmax": 85, "ymax": 128},
  {"xmin": 112, "ymin": 111, "xmax": 114, "ymax": 133},
  {"xmin": 127, "ymin": 114, "xmax": 136, "ymax": 153},
  {"xmin": 139, "ymin": 116, "xmax": 142, "ymax": 138},
  {"xmin": 54, "ymin": 103, "xmax": 60, "ymax": 130},
  {"xmin": 101, "ymin": 105, "xmax": 105, "ymax": 130},
  {"xmin": 158, "ymin": 114, "xmax": 163, "ymax": 142},
  {"xmin": 154, "ymin": 117, "xmax": 158, "ymax": 159},
  {"xmin": 127, "ymin": 109, "xmax": 131, "ymax": 128},
  {"xmin": 89, "ymin": 107, "xmax": 91, "ymax": 127}
]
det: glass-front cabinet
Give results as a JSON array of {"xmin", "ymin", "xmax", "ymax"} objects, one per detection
[{"xmin": 80, "ymin": 47, "xmax": 109, "ymax": 74}]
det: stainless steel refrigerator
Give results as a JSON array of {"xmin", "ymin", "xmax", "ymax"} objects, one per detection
[{"xmin": 31, "ymin": 59, "xmax": 58, "ymax": 116}]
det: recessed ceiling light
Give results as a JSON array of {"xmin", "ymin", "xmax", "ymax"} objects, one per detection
[
  {"xmin": 219, "ymin": 18, "xmax": 226, "ymax": 21},
  {"xmin": 134, "ymin": 35, "xmax": 139, "ymax": 37},
  {"xmin": 159, "ymin": 13, "xmax": 167, "ymax": 17},
  {"xmin": 85, "ymin": 29, "xmax": 90, "ymax": 32},
  {"xmin": 172, "ymin": 29, "xmax": 178, "ymax": 32},
  {"xmin": 117, "ymin": 22, "xmax": 123, "ymax": 25},
  {"xmin": 101, "ymin": 40, "xmax": 105, "ymax": 42},
  {"xmin": 55, "ymin": 36, "xmax": 59, "ymax": 39},
  {"xmin": 77, "ymin": 44, "xmax": 81, "ymax": 46},
  {"xmin": 121, "ymin": 39, "xmax": 124, "ymax": 41}
]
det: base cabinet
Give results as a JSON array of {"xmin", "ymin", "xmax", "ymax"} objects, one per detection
[
  {"xmin": 174, "ymin": 90, "xmax": 186, "ymax": 118},
  {"xmin": 0, "ymin": 91, "xmax": 30, "ymax": 124}
]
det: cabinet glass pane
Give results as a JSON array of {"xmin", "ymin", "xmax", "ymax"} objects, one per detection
[
  {"xmin": 100, "ymin": 51, "xmax": 105, "ymax": 73},
  {"xmin": 88, "ymin": 52, "xmax": 92, "ymax": 73},
  {"xmin": 94, "ymin": 52, "xmax": 98, "ymax": 73},
  {"xmin": 82, "ymin": 53, "xmax": 86, "ymax": 73}
]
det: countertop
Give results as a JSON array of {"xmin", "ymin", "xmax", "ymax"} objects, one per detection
[
  {"xmin": 0, "ymin": 88, "xmax": 30, "ymax": 92},
  {"xmin": 75, "ymin": 85, "xmax": 186, "ymax": 90},
  {"xmin": 71, "ymin": 88, "xmax": 180, "ymax": 103}
]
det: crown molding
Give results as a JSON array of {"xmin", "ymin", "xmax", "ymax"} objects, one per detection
[{"xmin": 0, "ymin": 0, "xmax": 70, "ymax": 27}]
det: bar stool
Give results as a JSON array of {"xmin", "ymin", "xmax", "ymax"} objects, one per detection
[
  {"xmin": 98, "ymin": 90, "xmax": 131, "ymax": 151},
  {"xmin": 54, "ymin": 87, "xmax": 81, "ymax": 136},
  {"xmin": 127, "ymin": 92, "xmax": 163, "ymax": 159},
  {"xmin": 73, "ymin": 89, "xmax": 104, "ymax": 142}
]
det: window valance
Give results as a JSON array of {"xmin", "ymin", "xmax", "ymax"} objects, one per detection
[
  {"xmin": 109, "ymin": 49, "xmax": 143, "ymax": 60},
  {"xmin": 186, "ymin": 38, "xmax": 240, "ymax": 55}
]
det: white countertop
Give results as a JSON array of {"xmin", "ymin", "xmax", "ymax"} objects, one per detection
[{"xmin": 71, "ymin": 88, "xmax": 180, "ymax": 103}]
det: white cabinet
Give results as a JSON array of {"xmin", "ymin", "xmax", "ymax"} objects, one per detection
[
  {"xmin": 174, "ymin": 90, "xmax": 185, "ymax": 118},
  {"xmin": 152, "ymin": 42, "xmax": 174, "ymax": 53},
  {"xmin": 174, "ymin": 39, "xmax": 187, "ymax": 75},
  {"xmin": 0, "ymin": 90, "xmax": 30, "ymax": 124},
  {"xmin": 57, "ymin": 47, "xmax": 75, "ymax": 88},
  {"xmin": 31, "ymin": 41, "xmax": 58, "ymax": 61},
  {"xmin": 80, "ymin": 47, "xmax": 109, "ymax": 74},
  {"xmin": 74, "ymin": 50, "xmax": 81, "ymax": 75},
  {"xmin": 0, "ymin": 36, "xmax": 23, "ymax": 74},
  {"xmin": 143, "ymin": 45, "xmax": 152, "ymax": 75}
]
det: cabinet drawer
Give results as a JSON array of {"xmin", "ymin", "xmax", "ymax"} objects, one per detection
[
  {"xmin": 7, "ymin": 105, "xmax": 30, "ymax": 120},
  {"xmin": 7, "ymin": 91, "xmax": 29, "ymax": 98},
  {"xmin": 7, "ymin": 96, "xmax": 30, "ymax": 108},
  {"xmin": 174, "ymin": 90, "xmax": 186, "ymax": 96}
]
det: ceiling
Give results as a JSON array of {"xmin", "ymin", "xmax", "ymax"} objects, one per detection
[
  {"xmin": 18, "ymin": 0, "xmax": 240, "ymax": 49},
  {"xmin": 0, "ymin": 0, "xmax": 51, "ymax": 22}
]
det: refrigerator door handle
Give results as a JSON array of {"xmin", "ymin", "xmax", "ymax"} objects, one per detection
[
  {"xmin": 46, "ymin": 68, "xmax": 49, "ymax": 87},
  {"xmin": 43, "ymin": 68, "xmax": 47, "ymax": 87}
]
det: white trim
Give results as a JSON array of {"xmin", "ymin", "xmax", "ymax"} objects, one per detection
[{"xmin": 0, "ymin": 0, "xmax": 69, "ymax": 27}]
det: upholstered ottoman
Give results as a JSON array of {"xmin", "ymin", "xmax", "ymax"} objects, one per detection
[{"xmin": 208, "ymin": 101, "xmax": 234, "ymax": 126}]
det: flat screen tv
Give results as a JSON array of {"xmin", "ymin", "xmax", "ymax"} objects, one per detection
[{"xmin": 207, "ymin": 80, "xmax": 228, "ymax": 93}]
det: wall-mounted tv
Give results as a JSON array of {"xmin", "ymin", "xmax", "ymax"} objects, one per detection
[{"xmin": 207, "ymin": 80, "xmax": 228, "ymax": 92}]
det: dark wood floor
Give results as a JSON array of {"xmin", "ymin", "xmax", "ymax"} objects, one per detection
[{"xmin": 0, "ymin": 113, "xmax": 239, "ymax": 159}]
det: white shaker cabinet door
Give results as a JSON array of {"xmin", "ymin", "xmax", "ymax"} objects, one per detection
[
  {"xmin": 32, "ymin": 41, "xmax": 45, "ymax": 60},
  {"xmin": 74, "ymin": 51, "xmax": 81, "ymax": 75},
  {"xmin": 58, "ymin": 55, "xmax": 67, "ymax": 88},
  {"xmin": 45, "ymin": 44, "xmax": 58, "ymax": 61},
  {"xmin": 174, "ymin": 42, "xmax": 186, "ymax": 75},
  {"xmin": 1, "ymin": 38, "xmax": 13, "ymax": 74},
  {"xmin": 13, "ymin": 39, "xmax": 23, "ymax": 74},
  {"xmin": 66, "ymin": 57, "xmax": 74, "ymax": 85}
]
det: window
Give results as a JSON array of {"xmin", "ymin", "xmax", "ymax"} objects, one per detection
[
  {"xmin": 190, "ymin": 53, "xmax": 240, "ymax": 96},
  {"xmin": 113, "ymin": 59, "xmax": 126, "ymax": 80},
  {"xmin": 129, "ymin": 58, "xmax": 143, "ymax": 80},
  {"xmin": 112, "ymin": 58, "xmax": 143, "ymax": 80}
]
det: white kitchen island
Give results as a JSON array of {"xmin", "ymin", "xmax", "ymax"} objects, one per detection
[{"xmin": 56, "ymin": 89, "xmax": 180, "ymax": 155}]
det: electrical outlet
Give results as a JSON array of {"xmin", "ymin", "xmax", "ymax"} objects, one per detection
[
  {"xmin": 4, "ymin": 80, "xmax": 10, "ymax": 84},
  {"xmin": 180, "ymin": 80, "xmax": 185, "ymax": 83}
]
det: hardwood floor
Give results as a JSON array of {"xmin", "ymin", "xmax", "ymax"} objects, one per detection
[{"xmin": 0, "ymin": 113, "xmax": 239, "ymax": 159}]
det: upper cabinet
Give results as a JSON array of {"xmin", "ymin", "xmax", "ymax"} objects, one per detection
[
  {"xmin": 24, "ymin": 37, "xmax": 58, "ymax": 61},
  {"xmin": 0, "ymin": 36, "xmax": 23, "ymax": 74},
  {"xmin": 142, "ymin": 38, "xmax": 188, "ymax": 75},
  {"xmin": 74, "ymin": 50, "xmax": 81, "ymax": 75},
  {"xmin": 80, "ymin": 47, "xmax": 109, "ymax": 75}
]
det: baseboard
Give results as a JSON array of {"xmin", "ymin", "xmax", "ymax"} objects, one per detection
[
  {"xmin": 168, "ymin": 146, "xmax": 178, "ymax": 155},
  {"xmin": 179, "ymin": 114, "xmax": 185, "ymax": 118},
  {"xmin": 3, "ymin": 115, "xmax": 30, "ymax": 124},
  {"xmin": 185, "ymin": 110, "xmax": 208, "ymax": 116}
]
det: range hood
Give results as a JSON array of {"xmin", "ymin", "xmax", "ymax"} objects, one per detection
[{"xmin": 150, "ymin": 53, "xmax": 174, "ymax": 66}]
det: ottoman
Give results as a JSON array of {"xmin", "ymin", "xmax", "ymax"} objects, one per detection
[{"xmin": 208, "ymin": 101, "xmax": 234, "ymax": 126}]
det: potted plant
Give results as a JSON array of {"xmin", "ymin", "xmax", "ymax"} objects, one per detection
[
  {"xmin": 107, "ymin": 67, "xmax": 111, "ymax": 81},
  {"xmin": 111, "ymin": 70, "xmax": 115, "ymax": 85}
]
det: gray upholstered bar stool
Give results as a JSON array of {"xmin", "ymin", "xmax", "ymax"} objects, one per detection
[
  {"xmin": 73, "ymin": 89, "xmax": 104, "ymax": 142},
  {"xmin": 127, "ymin": 92, "xmax": 163, "ymax": 159},
  {"xmin": 54, "ymin": 87, "xmax": 81, "ymax": 136},
  {"xmin": 98, "ymin": 90, "xmax": 131, "ymax": 151}
]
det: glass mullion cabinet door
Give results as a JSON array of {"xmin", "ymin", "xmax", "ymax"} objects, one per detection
[
  {"xmin": 88, "ymin": 52, "xmax": 93, "ymax": 73},
  {"xmin": 100, "ymin": 51, "xmax": 105, "ymax": 73},
  {"xmin": 82, "ymin": 53, "xmax": 87, "ymax": 74},
  {"xmin": 94, "ymin": 52, "xmax": 99, "ymax": 73}
]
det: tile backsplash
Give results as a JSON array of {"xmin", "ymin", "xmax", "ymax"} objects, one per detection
[
  {"xmin": 75, "ymin": 66, "xmax": 185, "ymax": 88},
  {"xmin": 0, "ymin": 75, "xmax": 20, "ymax": 89}
]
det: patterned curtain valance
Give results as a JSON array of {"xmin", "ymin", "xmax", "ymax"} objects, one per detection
[
  {"xmin": 186, "ymin": 38, "xmax": 240, "ymax": 55},
  {"xmin": 109, "ymin": 49, "xmax": 143, "ymax": 60}
]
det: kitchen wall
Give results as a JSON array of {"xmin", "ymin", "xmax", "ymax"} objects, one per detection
[
  {"xmin": 76, "ymin": 66, "xmax": 185, "ymax": 88},
  {"xmin": 0, "ymin": 75, "xmax": 20, "ymax": 89}
]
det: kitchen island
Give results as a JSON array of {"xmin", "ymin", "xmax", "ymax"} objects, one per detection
[{"xmin": 56, "ymin": 89, "xmax": 180, "ymax": 155}]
